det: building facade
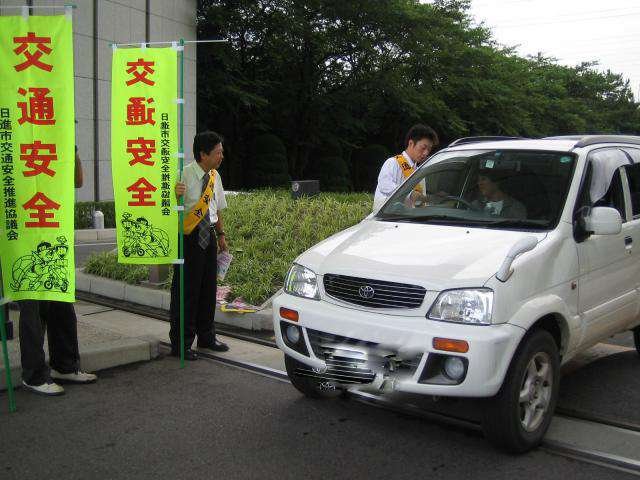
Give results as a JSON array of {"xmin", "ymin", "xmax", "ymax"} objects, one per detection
[{"xmin": 0, "ymin": 0, "xmax": 197, "ymax": 202}]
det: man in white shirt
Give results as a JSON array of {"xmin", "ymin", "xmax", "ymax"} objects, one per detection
[
  {"xmin": 373, "ymin": 124, "xmax": 439, "ymax": 210},
  {"xmin": 171, "ymin": 131, "xmax": 229, "ymax": 360}
]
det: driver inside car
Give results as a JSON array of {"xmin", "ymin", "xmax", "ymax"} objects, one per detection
[{"xmin": 473, "ymin": 169, "xmax": 527, "ymax": 218}]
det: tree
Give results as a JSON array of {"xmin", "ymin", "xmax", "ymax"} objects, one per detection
[{"xmin": 196, "ymin": 0, "xmax": 640, "ymax": 189}]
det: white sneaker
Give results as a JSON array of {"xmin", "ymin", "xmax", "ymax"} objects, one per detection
[
  {"xmin": 50, "ymin": 369, "xmax": 98, "ymax": 384},
  {"xmin": 22, "ymin": 380, "xmax": 65, "ymax": 396}
]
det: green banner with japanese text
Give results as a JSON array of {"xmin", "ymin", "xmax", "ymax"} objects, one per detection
[
  {"xmin": 111, "ymin": 47, "xmax": 178, "ymax": 264},
  {"xmin": 0, "ymin": 15, "xmax": 75, "ymax": 302}
]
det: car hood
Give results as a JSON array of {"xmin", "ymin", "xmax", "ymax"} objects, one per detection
[{"xmin": 297, "ymin": 220, "xmax": 547, "ymax": 291}]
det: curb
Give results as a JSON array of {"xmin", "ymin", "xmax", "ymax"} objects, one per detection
[
  {"xmin": 76, "ymin": 269, "xmax": 274, "ymax": 332},
  {"xmin": 0, "ymin": 337, "xmax": 159, "ymax": 392},
  {"xmin": 74, "ymin": 228, "xmax": 117, "ymax": 242}
]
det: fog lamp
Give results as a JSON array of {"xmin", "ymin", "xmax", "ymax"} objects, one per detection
[
  {"xmin": 286, "ymin": 325, "xmax": 301, "ymax": 344},
  {"xmin": 443, "ymin": 356, "xmax": 465, "ymax": 380}
]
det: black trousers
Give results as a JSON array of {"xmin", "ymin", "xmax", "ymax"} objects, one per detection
[
  {"xmin": 18, "ymin": 300, "xmax": 80, "ymax": 385},
  {"xmin": 169, "ymin": 230, "xmax": 217, "ymax": 350}
]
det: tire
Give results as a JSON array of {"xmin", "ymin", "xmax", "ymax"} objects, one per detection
[
  {"xmin": 44, "ymin": 279, "xmax": 53, "ymax": 290},
  {"xmin": 60, "ymin": 280, "xmax": 68, "ymax": 293},
  {"xmin": 284, "ymin": 354, "xmax": 343, "ymax": 399},
  {"xmin": 481, "ymin": 329, "xmax": 560, "ymax": 453},
  {"xmin": 123, "ymin": 247, "xmax": 131, "ymax": 257},
  {"xmin": 633, "ymin": 326, "xmax": 640, "ymax": 357},
  {"xmin": 137, "ymin": 248, "xmax": 145, "ymax": 257}
]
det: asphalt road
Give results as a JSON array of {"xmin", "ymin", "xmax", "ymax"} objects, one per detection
[
  {"xmin": 558, "ymin": 349, "xmax": 640, "ymax": 423},
  {"xmin": 1, "ymin": 355, "xmax": 635, "ymax": 480}
]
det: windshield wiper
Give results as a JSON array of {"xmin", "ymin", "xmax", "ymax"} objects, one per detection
[
  {"xmin": 378, "ymin": 214, "xmax": 468, "ymax": 223},
  {"xmin": 481, "ymin": 219, "xmax": 548, "ymax": 229}
]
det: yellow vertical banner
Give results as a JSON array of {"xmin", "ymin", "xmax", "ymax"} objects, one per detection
[
  {"xmin": 0, "ymin": 15, "xmax": 76, "ymax": 302},
  {"xmin": 111, "ymin": 47, "xmax": 178, "ymax": 264}
]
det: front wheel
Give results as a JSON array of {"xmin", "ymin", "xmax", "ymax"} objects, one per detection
[
  {"xmin": 633, "ymin": 326, "xmax": 640, "ymax": 357},
  {"xmin": 481, "ymin": 330, "xmax": 560, "ymax": 453},
  {"xmin": 284, "ymin": 354, "xmax": 343, "ymax": 399}
]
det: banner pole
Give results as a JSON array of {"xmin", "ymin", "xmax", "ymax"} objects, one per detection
[
  {"xmin": 178, "ymin": 38, "xmax": 185, "ymax": 369},
  {"xmin": 0, "ymin": 264, "xmax": 16, "ymax": 413}
]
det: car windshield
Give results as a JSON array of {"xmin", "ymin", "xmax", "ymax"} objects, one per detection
[{"xmin": 376, "ymin": 149, "xmax": 576, "ymax": 230}]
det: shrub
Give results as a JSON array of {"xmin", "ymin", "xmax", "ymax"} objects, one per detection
[
  {"xmin": 84, "ymin": 190, "xmax": 373, "ymax": 305},
  {"xmin": 84, "ymin": 251, "xmax": 149, "ymax": 284},
  {"xmin": 306, "ymin": 155, "xmax": 351, "ymax": 192},
  {"xmin": 352, "ymin": 144, "xmax": 391, "ymax": 192},
  {"xmin": 247, "ymin": 134, "xmax": 291, "ymax": 188}
]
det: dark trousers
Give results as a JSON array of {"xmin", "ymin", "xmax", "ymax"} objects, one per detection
[
  {"xmin": 18, "ymin": 300, "xmax": 80, "ymax": 385},
  {"xmin": 169, "ymin": 229, "xmax": 217, "ymax": 350}
]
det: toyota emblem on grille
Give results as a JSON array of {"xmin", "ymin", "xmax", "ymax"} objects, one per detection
[{"xmin": 359, "ymin": 285, "xmax": 375, "ymax": 299}]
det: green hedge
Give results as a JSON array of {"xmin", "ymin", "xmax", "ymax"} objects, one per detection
[
  {"xmin": 83, "ymin": 190, "xmax": 373, "ymax": 304},
  {"xmin": 84, "ymin": 251, "xmax": 149, "ymax": 284},
  {"xmin": 75, "ymin": 201, "xmax": 116, "ymax": 229}
]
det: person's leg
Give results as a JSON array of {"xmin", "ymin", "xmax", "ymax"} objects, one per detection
[
  {"xmin": 45, "ymin": 301, "xmax": 96, "ymax": 384},
  {"xmin": 196, "ymin": 238, "xmax": 217, "ymax": 347},
  {"xmin": 170, "ymin": 232, "xmax": 205, "ymax": 352},
  {"xmin": 18, "ymin": 300, "xmax": 49, "ymax": 385},
  {"xmin": 45, "ymin": 301, "xmax": 80, "ymax": 374}
]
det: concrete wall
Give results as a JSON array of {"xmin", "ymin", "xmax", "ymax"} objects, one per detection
[{"xmin": 0, "ymin": 0, "xmax": 197, "ymax": 202}]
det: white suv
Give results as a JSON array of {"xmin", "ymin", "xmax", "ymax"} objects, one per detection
[{"xmin": 273, "ymin": 135, "xmax": 640, "ymax": 452}]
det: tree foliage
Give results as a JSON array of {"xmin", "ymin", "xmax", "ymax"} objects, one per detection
[{"xmin": 197, "ymin": 0, "xmax": 640, "ymax": 191}]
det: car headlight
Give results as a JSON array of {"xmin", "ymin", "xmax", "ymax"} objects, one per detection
[
  {"xmin": 427, "ymin": 289, "xmax": 493, "ymax": 325},
  {"xmin": 284, "ymin": 263, "xmax": 320, "ymax": 300}
]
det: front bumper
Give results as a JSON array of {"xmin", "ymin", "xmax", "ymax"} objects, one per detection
[{"xmin": 274, "ymin": 292, "xmax": 525, "ymax": 397}]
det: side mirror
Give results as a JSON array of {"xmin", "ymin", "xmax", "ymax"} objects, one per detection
[{"xmin": 584, "ymin": 206, "xmax": 622, "ymax": 236}]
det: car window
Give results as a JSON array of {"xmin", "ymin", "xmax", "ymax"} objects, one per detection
[
  {"xmin": 587, "ymin": 149, "xmax": 629, "ymax": 221},
  {"xmin": 624, "ymin": 163, "xmax": 640, "ymax": 218},
  {"xmin": 593, "ymin": 169, "xmax": 625, "ymax": 219},
  {"xmin": 623, "ymin": 148, "xmax": 640, "ymax": 219}
]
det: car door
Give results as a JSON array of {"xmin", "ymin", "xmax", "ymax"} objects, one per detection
[
  {"xmin": 622, "ymin": 147, "xmax": 640, "ymax": 330},
  {"xmin": 576, "ymin": 148, "xmax": 637, "ymax": 347}
]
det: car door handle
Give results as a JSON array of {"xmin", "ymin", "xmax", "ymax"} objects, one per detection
[{"xmin": 625, "ymin": 236, "xmax": 633, "ymax": 246}]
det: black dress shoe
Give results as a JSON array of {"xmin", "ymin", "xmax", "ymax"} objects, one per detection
[
  {"xmin": 198, "ymin": 340, "xmax": 229, "ymax": 353},
  {"xmin": 170, "ymin": 348, "xmax": 198, "ymax": 361}
]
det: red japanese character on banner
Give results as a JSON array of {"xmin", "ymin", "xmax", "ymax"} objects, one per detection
[
  {"xmin": 127, "ymin": 177, "xmax": 157, "ymax": 206},
  {"xmin": 127, "ymin": 137, "xmax": 156, "ymax": 166},
  {"xmin": 13, "ymin": 32, "xmax": 53, "ymax": 72},
  {"xmin": 23, "ymin": 192, "xmax": 60, "ymax": 227},
  {"xmin": 125, "ymin": 59, "xmax": 155, "ymax": 86},
  {"xmin": 20, "ymin": 141, "xmax": 57, "ymax": 177},
  {"xmin": 17, "ymin": 87, "xmax": 56, "ymax": 125},
  {"xmin": 126, "ymin": 97, "xmax": 155, "ymax": 126}
]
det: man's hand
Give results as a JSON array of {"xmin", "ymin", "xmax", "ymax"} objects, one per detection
[
  {"xmin": 175, "ymin": 181, "xmax": 186, "ymax": 201},
  {"xmin": 217, "ymin": 234, "xmax": 228, "ymax": 252}
]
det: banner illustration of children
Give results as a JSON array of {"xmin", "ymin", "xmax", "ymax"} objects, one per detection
[
  {"xmin": 120, "ymin": 212, "xmax": 169, "ymax": 258},
  {"xmin": 10, "ymin": 236, "xmax": 70, "ymax": 293}
]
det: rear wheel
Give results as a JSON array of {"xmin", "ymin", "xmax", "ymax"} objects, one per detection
[
  {"xmin": 284, "ymin": 354, "xmax": 343, "ymax": 399},
  {"xmin": 481, "ymin": 330, "xmax": 560, "ymax": 453},
  {"xmin": 633, "ymin": 326, "xmax": 640, "ymax": 357}
]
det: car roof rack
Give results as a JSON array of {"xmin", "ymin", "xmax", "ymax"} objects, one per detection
[
  {"xmin": 572, "ymin": 135, "xmax": 640, "ymax": 148},
  {"xmin": 543, "ymin": 134, "xmax": 640, "ymax": 147},
  {"xmin": 448, "ymin": 136, "xmax": 525, "ymax": 147}
]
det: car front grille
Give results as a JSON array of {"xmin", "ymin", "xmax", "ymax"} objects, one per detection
[
  {"xmin": 291, "ymin": 329, "xmax": 422, "ymax": 385},
  {"xmin": 323, "ymin": 274, "xmax": 426, "ymax": 309}
]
